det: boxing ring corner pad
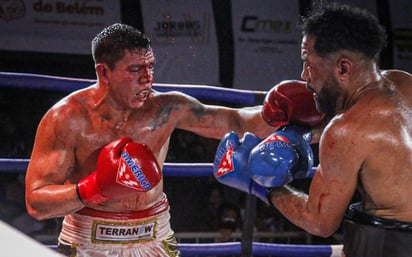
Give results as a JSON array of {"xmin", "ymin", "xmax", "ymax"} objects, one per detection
[
  {"xmin": 0, "ymin": 220, "xmax": 64, "ymax": 257},
  {"xmin": 330, "ymin": 244, "xmax": 344, "ymax": 257}
]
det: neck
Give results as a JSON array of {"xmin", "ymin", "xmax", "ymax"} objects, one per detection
[
  {"xmin": 342, "ymin": 72, "xmax": 383, "ymax": 111},
  {"xmin": 92, "ymin": 86, "xmax": 134, "ymax": 128},
  {"xmin": 341, "ymin": 61, "xmax": 382, "ymax": 110}
]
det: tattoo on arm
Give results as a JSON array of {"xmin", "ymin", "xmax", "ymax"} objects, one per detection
[
  {"xmin": 188, "ymin": 102, "xmax": 215, "ymax": 118},
  {"xmin": 150, "ymin": 104, "xmax": 179, "ymax": 131},
  {"xmin": 150, "ymin": 102, "xmax": 216, "ymax": 131}
]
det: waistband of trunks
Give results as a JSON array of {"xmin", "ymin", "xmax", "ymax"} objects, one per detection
[
  {"xmin": 345, "ymin": 202, "xmax": 412, "ymax": 232},
  {"xmin": 76, "ymin": 194, "xmax": 169, "ymax": 220}
]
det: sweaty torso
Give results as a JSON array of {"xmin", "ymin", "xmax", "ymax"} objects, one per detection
[
  {"xmin": 61, "ymin": 88, "xmax": 181, "ymax": 212},
  {"xmin": 339, "ymin": 70, "xmax": 412, "ymax": 221}
]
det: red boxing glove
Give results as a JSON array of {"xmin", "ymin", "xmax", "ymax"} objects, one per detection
[
  {"xmin": 262, "ymin": 80, "xmax": 325, "ymax": 127},
  {"xmin": 76, "ymin": 137, "xmax": 162, "ymax": 205}
]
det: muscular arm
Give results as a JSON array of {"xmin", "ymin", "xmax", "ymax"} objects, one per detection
[
  {"xmin": 25, "ymin": 105, "xmax": 84, "ymax": 220},
  {"xmin": 174, "ymin": 92, "xmax": 276, "ymax": 139},
  {"xmin": 268, "ymin": 118, "xmax": 361, "ymax": 237},
  {"xmin": 309, "ymin": 114, "xmax": 333, "ymax": 144}
]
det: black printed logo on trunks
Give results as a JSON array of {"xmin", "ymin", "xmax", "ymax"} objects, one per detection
[{"xmin": 92, "ymin": 219, "xmax": 157, "ymax": 244}]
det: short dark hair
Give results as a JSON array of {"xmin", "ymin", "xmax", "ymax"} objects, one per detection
[
  {"xmin": 301, "ymin": 3, "xmax": 387, "ymax": 60},
  {"xmin": 91, "ymin": 23, "xmax": 151, "ymax": 69}
]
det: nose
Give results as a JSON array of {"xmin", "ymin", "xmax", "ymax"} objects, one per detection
[
  {"xmin": 139, "ymin": 66, "xmax": 154, "ymax": 83},
  {"xmin": 300, "ymin": 64, "xmax": 309, "ymax": 82}
]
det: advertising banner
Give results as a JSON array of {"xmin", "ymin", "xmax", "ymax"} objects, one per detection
[
  {"xmin": 0, "ymin": 0, "xmax": 120, "ymax": 54},
  {"xmin": 389, "ymin": 1, "xmax": 412, "ymax": 71},
  {"xmin": 231, "ymin": 0, "xmax": 302, "ymax": 90},
  {"xmin": 140, "ymin": 0, "xmax": 219, "ymax": 85}
]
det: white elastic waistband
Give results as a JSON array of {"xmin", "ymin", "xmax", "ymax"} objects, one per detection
[{"xmin": 59, "ymin": 198, "xmax": 172, "ymax": 247}]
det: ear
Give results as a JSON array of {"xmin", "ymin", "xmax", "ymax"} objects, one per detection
[
  {"xmin": 336, "ymin": 57, "xmax": 352, "ymax": 80},
  {"xmin": 95, "ymin": 63, "xmax": 109, "ymax": 83}
]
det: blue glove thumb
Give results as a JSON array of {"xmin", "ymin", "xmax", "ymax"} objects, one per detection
[
  {"xmin": 213, "ymin": 131, "xmax": 260, "ymax": 190},
  {"xmin": 278, "ymin": 125, "xmax": 314, "ymax": 178}
]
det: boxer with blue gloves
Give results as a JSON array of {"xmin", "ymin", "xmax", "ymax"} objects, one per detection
[{"xmin": 213, "ymin": 125, "xmax": 314, "ymax": 205}]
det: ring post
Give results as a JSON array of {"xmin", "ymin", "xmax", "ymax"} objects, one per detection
[{"xmin": 241, "ymin": 194, "xmax": 256, "ymax": 257}]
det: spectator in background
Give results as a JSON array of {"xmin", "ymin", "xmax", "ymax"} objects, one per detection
[{"xmin": 216, "ymin": 202, "xmax": 243, "ymax": 242}]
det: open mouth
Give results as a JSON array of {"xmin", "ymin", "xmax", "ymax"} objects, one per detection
[{"xmin": 136, "ymin": 90, "xmax": 150, "ymax": 100}]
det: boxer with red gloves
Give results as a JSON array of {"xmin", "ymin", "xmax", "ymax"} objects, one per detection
[
  {"xmin": 262, "ymin": 80, "xmax": 325, "ymax": 128},
  {"xmin": 77, "ymin": 137, "xmax": 162, "ymax": 205}
]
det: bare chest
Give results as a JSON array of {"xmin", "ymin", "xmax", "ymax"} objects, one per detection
[{"xmin": 74, "ymin": 115, "xmax": 174, "ymax": 169}]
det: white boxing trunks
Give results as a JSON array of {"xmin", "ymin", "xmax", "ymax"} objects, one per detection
[{"xmin": 57, "ymin": 194, "xmax": 180, "ymax": 257}]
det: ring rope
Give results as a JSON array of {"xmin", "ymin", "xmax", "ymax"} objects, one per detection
[
  {"xmin": 0, "ymin": 72, "xmax": 265, "ymax": 105},
  {"xmin": 0, "ymin": 158, "xmax": 317, "ymax": 178},
  {"xmin": 178, "ymin": 242, "xmax": 342, "ymax": 257},
  {"xmin": 46, "ymin": 242, "xmax": 343, "ymax": 257}
]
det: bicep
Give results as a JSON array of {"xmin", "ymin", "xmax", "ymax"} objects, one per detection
[
  {"xmin": 176, "ymin": 96, "xmax": 273, "ymax": 139},
  {"xmin": 175, "ymin": 97, "xmax": 239, "ymax": 138},
  {"xmin": 26, "ymin": 114, "xmax": 76, "ymax": 191},
  {"xmin": 306, "ymin": 166, "xmax": 355, "ymax": 233},
  {"xmin": 307, "ymin": 125, "xmax": 362, "ymax": 230}
]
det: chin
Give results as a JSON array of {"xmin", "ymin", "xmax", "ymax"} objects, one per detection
[{"xmin": 129, "ymin": 99, "xmax": 145, "ymax": 109}]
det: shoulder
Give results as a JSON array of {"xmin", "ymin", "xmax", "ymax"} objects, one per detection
[
  {"xmin": 152, "ymin": 89, "xmax": 200, "ymax": 104},
  {"xmin": 320, "ymin": 110, "xmax": 371, "ymax": 155},
  {"xmin": 327, "ymin": 93, "xmax": 390, "ymax": 134},
  {"xmin": 150, "ymin": 89, "xmax": 210, "ymax": 115},
  {"xmin": 381, "ymin": 69, "xmax": 412, "ymax": 98},
  {"xmin": 41, "ymin": 88, "xmax": 92, "ymax": 129},
  {"xmin": 321, "ymin": 114, "xmax": 354, "ymax": 145},
  {"xmin": 382, "ymin": 69, "xmax": 412, "ymax": 83},
  {"xmin": 320, "ymin": 92, "xmax": 396, "ymax": 160},
  {"xmin": 318, "ymin": 113, "xmax": 368, "ymax": 180}
]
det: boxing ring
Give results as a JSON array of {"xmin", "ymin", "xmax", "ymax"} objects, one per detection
[{"xmin": 0, "ymin": 72, "xmax": 343, "ymax": 257}]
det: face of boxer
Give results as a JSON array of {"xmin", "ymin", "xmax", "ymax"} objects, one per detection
[
  {"xmin": 104, "ymin": 48, "xmax": 155, "ymax": 109},
  {"xmin": 308, "ymin": 77, "xmax": 341, "ymax": 116},
  {"xmin": 301, "ymin": 35, "xmax": 343, "ymax": 115}
]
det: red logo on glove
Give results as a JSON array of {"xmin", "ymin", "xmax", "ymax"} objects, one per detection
[
  {"xmin": 265, "ymin": 134, "xmax": 290, "ymax": 144},
  {"xmin": 216, "ymin": 146, "xmax": 235, "ymax": 177},
  {"xmin": 116, "ymin": 151, "xmax": 152, "ymax": 191}
]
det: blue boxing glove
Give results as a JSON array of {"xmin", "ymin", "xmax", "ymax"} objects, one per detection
[
  {"xmin": 213, "ymin": 131, "xmax": 272, "ymax": 204},
  {"xmin": 249, "ymin": 125, "xmax": 314, "ymax": 188}
]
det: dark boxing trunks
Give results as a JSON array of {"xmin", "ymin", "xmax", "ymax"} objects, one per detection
[{"xmin": 343, "ymin": 202, "xmax": 412, "ymax": 257}]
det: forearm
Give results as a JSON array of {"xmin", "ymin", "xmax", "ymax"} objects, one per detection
[
  {"xmin": 268, "ymin": 186, "xmax": 330, "ymax": 237},
  {"xmin": 26, "ymin": 184, "xmax": 84, "ymax": 220},
  {"xmin": 237, "ymin": 106, "xmax": 277, "ymax": 138},
  {"xmin": 269, "ymin": 186, "xmax": 308, "ymax": 215}
]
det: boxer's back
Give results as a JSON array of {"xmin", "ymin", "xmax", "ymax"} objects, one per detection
[
  {"xmin": 383, "ymin": 69, "xmax": 412, "ymax": 103},
  {"xmin": 357, "ymin": 70, "xmax": 412, "ymax": 220}
]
